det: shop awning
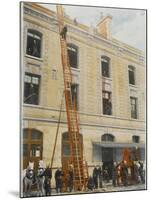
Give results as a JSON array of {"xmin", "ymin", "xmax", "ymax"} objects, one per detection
[{"xmin": 92, "ymin": 142, "xmax": 145, "ymax": 148}]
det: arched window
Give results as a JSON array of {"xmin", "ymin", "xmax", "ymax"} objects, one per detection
[
  {"xmin": 62, "ymin": 132, "xmax": 83, "ymax": 156},
  {"xmin": 101, "ymin": 133, "xmax": 114, "ymax": 142},
  {"xmin": 23, "ymin": 128, "xmax": 43, "ymax": 169},
  {"xmin": 101, "ymin": 56, "xmax": 110, "ymax": 77},
  {"xmin": 67, "ymin": 43, "xmax": 78, "ymax": 68},
  {"xmin": 26, "ymin": 29, "xmax": 42, "ymax": 58}
]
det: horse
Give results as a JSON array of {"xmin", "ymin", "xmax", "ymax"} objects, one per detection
[
  {"xmin": 23, "ymin": 165, "xmax": 35, "ymax": 197},
  {"xmin": 36, "ymin": 167, "xmax": 46, "ymax": 196}
]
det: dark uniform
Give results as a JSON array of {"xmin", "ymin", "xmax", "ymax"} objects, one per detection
[
  {"xmin": 55, "ymin": 168, "xmax": 63, "ymax": 193},
  {"xmin": 121, "ymin": 161, "xmax": 128, "ymax": 186},
  {"xmin": 97, "ymin": 166, "xmax": 103, "ymax": 188},
  {"xmin": 60, "ymin": 26, "xmax": 68, "ymax": 40},
  {"xmin": 112, "ymin": 163, "xmax": 117, "ymax": 187},
  {"xmin": 93, "ymin": 167, "xmax": 98, "ymax": 189},
  {"xmin": 87, "ymin": 176, "xmax": 94, "ymax": 191},
  {"xmin": 44, "ymin": 167, "xmax": 52, "ymax": 196}
]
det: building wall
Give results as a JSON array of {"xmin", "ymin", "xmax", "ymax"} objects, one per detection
[{"xmin": 22, "ymin": 3, "xmax": 146, "ymax": 184}]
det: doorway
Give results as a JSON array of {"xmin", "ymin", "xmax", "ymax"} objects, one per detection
[{"xmin": 102, "ymin": 147, "xmax": 113, "ymax": 179}]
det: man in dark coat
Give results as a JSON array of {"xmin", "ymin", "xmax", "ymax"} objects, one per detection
[
  {"xmin": 87, "ymin": 176, "xmax": 95, "ymax": 191},
  {"xmin": 44, "ymin": 166, "xmax": 52, "ymax": 196},
  {"xmin": 97, "ymin": 166, "xmax": 103, "ymax": 188},
  {"xmin": 121, "ymin": 160, "xmax": 128, "ymax": 186},
  {"xmin": 93, "ymin": 166, "xmax": 98, "ymax": 189},
  {"xmin": 112, "ymin": 162, "xmax": 117, "ymax": 187},
  {"xmin": 55, "ymin": 168, "xmax": 63, "ymax": 193}
]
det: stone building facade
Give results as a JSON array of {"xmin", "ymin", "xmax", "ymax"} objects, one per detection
[{"xmin": 21, "ymin": 2, "xmax": 146, "ymax": 184}]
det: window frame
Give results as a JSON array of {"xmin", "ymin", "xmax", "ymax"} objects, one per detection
[
  {"xmin": 24, "ymin": 73, "xmax": 40, "ymax": 105},
  {"xmin": 67, "ymin": 43, "xmax": 78, "ymax": 69},
  {"xmin": 130, "ymin": 96, "xmax": 138, "ymax": 119},
  {"xmin": 101, "ymin": 134, "xmax": 115, "ymax": 142},
  {"xmin": 101, "ymin": 56, "xmax": 110, "ymax": 78},
  {"xmin": 128, "ymin": 65, "xmax": 136, "ymax": 85},
  {"xmin": 132, "ymin": 135, "xmax": 140, "ymax": 143},
  {"xmin": 26, "ymin": 29, "xmax": 42, "ymax": 58},
  {"xmin": 102, "ymin": 91, "xmax": 112, "ymax": 115}
]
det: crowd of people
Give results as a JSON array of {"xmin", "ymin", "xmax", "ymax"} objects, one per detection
[
  {"xmin": 23, "ymin": 160, "xmax": 145, "ymax": 196},
  {"xmin": 53, "ymin": 160, "xmax": 145, "ymax": 193}
]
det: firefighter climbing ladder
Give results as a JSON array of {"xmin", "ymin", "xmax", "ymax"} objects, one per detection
[{"xmin": 56, "ymin": 5, "xmax": 88, "ymax": 191}]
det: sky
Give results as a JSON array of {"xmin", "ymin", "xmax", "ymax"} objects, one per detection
[{"xmin": 39, "ymin": 4, "xmax": 146, "ymax": 52}]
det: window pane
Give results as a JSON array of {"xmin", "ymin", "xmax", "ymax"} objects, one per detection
[
  {"xmin": 23, "ymin": 129, "xmax": 28, "ymax": 139},
  {"xmin": 103, "ymin": 92, "xmax": 112, "ymax": 115},
  {"xmin": 63, "ymin": 144, "xmax": 70, "ymax": 156},
  {"xmin": 25, "ymin": 75, "xmax": 31, "ymax": 83},
  {"xmin": 26, "ymin": 30, "xmax": 41, "ymax": 58},
  {"xmin": 130, "ymin": 97, "xmax": 137, "ymax": 119},
  {"xmin": 132, "ymin": 136, "xmax": 140, "ymax": 143},
  {"xmin": 101, "ymin": 56, "xmax": 110, "ymax": 77},
  {"xmin": 23, "ymin": 144, "xmax": 28, "ymax": 157},
  {"xmin": 67, "ymin": 45, "xmax": 78, "ymax": 68},
  {"xmin": 30, "ymin": 144, "xmax": 41, "ymax": 157},
  {"xmin": 31, "ymin": 130, "xmax": 42, "ymax": 140},
  {"xmin": 128, "ymin": 66, "xmax": 135, "ymax": 85},
  {"xmin": 24, "ymin": 74, "xmax": 40, "ymax": 105},
  {"xmin": 32, "ymin": 77, "xmax": 39, "ymax": 85},
  {"xmin": 71, "ymin": 84, "xmax": 78, "ymax": 110}
]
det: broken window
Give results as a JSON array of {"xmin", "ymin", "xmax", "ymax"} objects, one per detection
[
  {"xmin": 101, "ymin": 56, "xmax": 110, "ymax": 77},
  {"xmin": 24, "ymin": 73, "xmax": 40, "ymax": 105},
  {"xmin": 130, "ymin": 97, "xmax": 137, "ymax": 119},
  {"xmin": 71, "ymin": 84, "xmax": 79, "ymax": 110},
  {"xmin": 26, "ymin": 29, "xmax": 42, "ymax": 58},
  {"xmin": 67, "ymin": 44, "xmax": 78, "ymax": 68},
  {"xmin": 132, "ymin": 135, "xmax": 140, "ymax": 143},
  {"xmin": 101, "ymin": 134, "xmax": 114, "ymax": 142},
  {"xmin": 102, "ymin": 91, "xmax": 112, "ymax": 115},
  {"xmin": 128, "ymin": 65, "xmax": 135, "ymax": 85}
]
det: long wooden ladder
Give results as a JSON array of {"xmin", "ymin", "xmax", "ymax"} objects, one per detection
[{"xmin": 56, "ymin": 5, "xmax": 87, "ymax": 191}]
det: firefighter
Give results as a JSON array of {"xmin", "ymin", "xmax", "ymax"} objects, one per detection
[
  {"xmin": 112, "ymin": 162, "xmax": 117, "ymax": 187},
  {"xmin": 60, "ymin": 26, "xmax": 67, "ymax": 40},
  {"xmin": 87, "ymin": 175, "xmax": 95, "ymax": 191},
  {"xmin": 121, "ymin": 160, "xmax": 128, "ymax": 186},
  {"xmin": 55, "ymin": 168, "xmax": 63, "ymax": 193},
  {"xmin": 93, "ymin": 166, "xmax": 98, "ymax": 189},
  {"xmin": 97, "ymin": 165, "xmax": 103, "ymax": 188}
]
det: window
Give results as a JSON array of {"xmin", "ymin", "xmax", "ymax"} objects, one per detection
[
  {"xmin": 26, "ymin": 29, "xmax": 42, "ymax": 58},
  {"xmin": 101, "ymin": 56, "xmax": 110, "ymax": 77},
  {"xmin": 23, "ymin": 129, "xmax": 43, "ymax": 169},
  {"xmin": 67, "ymin": 44, "xmax": 78, "ymax": 68},
  {"xmin": 101, "ymin": 134, "xmax": 114, "ymax": 142},
  {"xmin": 128, "ymin": 65, "xmax": 135, "ymax": 85},
  {"xmin": 132, "ymin": 135, "xmax": 140, "ymax": 143},
  {"xmin": 71, "ymin": 84, "xmax": 79, "ymax": 110},
  {"xmin": 24, "ymin": 73, "xmax": 40, "ymax": 105},
  {"xmin": 102, "ymin": 91, "xmax": 112, "ymax": 115},
  {"xmin": 130, "ymin": 97, "xmax": 138, "ymax": 119}
]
